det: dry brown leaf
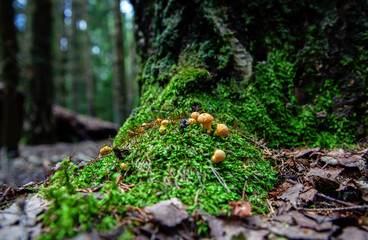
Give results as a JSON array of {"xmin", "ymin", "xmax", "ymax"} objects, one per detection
[
  {"xmin": 207, "ymin": 216, "xmax": 269, "ymax": 240},
  {"xmin": 144, "ymin": 198, "xmax": 188, "ymax": 227},
  {"xmin": 279, "ymin": 183, "xmax": 304, "ymax": 208},
  {"xmin": 294, "ymin": 148, "xmax": 321, "ymax": 159},
  {"xmin": 298, "ymin": 188, "xmax": 318, "ymax": 205},
  {"xmin": 307, "ymin": 167, "xmax": 343, "ymax": 182}
]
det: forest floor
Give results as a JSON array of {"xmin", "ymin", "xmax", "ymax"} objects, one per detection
[
  {"xmin": 0, "ymin": 142, "xmax": 368, "ymax": 239},
  {"xmin": 0, "ymin": 140, "xmax": 112, "ymax": 187}
]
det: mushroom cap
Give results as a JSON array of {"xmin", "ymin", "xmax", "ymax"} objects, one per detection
[
  {"xmin": 159, "ymin": 125, "xmax": 166, "ymax": 134},
  {"xmin": 191, "ymin": 112, "xmax": 200, "ymax": 120},
  {"xmin": 215, "ymin": 124, "xmax": 229, "ymax": 137},
  {"xmin": 100, "ymin": 146, "xmax": 112, "ymax": 155},
  {"xmin": 211, "ymin": 149, "xmax": 226, "ymax": 163},
  {"xmin": 161, "ymin": 120, "xmax": 169, "ymax": 126},
  {"xmin": 188, "ymin": 118, "xmax": 197, "ymax": 125},
  {"xmin": 120, "ymin": 162, "xmax": 128, "ymax": 170},
  {"xmin": 155, "ymin": 118, "xmax": 163, "ymax": 124},
  {"xmin": 197, "ymin": 113, "xmax": 214, "ymax": 124}
]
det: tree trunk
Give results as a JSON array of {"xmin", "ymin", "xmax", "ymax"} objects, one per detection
[
  {"xmin": 53, "ymin": 0, "xmax": 68, "ymax": 108},
  {"xmin": 25, "ymin": 0, "xmax": 55, "ymax": 145},
  {"xmin": 112, "ymin": 0, "xmax": 127, "ymax": 125},
  {"xmin": 81, "ymin": 0, "xmax": 95, "ymax": 117},
  {"xmin": 127, "ymin": 0, "xmax": 368, "ymax": 148},
  {"xmin": 68, "ymin": 0, "xmax": 84, "ymax": 113},
  {"xmin": 0, "ymin": 0, "xmax": 23, "ymax": 156}
]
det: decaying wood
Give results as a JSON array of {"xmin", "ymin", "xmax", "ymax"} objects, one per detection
[{"xmin": 53, "ymin": 105, "xmax": 119, "ymax": 142}]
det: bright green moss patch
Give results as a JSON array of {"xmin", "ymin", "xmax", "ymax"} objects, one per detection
[{"xmin": 39, "ymin": 105, "xmax": 276, "ymax": 239}]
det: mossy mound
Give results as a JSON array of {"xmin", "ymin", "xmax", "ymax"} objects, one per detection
[
  {"xmin": 113, "ymin": 109, "xmax": 275, "ymax": 213},
  {"xmin": 39, "ymin": 106, "xmax": 276, "ymax": 239}
]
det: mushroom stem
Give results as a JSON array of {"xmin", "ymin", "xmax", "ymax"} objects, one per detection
[{"xmin": 201, "ymin": 123, "xmax": 212, "ymax": 133}]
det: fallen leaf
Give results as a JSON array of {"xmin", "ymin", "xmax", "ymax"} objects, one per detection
[
  {"xmin": 207, "ymin": 216, "xmax": 269, "ymax": 240},
  {"xmin": 289, "ymin": 211, "xmax": 334, "ymax": 232},
  {"xmin": 333, "ymin": 226, "xmax": 368, "ymax": 240},
  {"xmin": 307, "ymin": 167, "xmax": 343, "ymax": 182},
  {"xmin": 279, "ymin": 183, "xmax": 304, "ymax": 208},
  {"xmin": 229, "ymin": 201, "xmax": 252, "ymax": 218},
  {"xmin": 298, "ymin": 188, "xmax": 318, "ymax": 205},
  {"xmin": 144, "ymin": 198, "xmax": 188, "ymax": 227},
  {"xmin": 294, "ymin": 148, "xmax": 321, "ymax": 159},
  {"xmin": 327, "ymin": 149, "xmax": 345, "ymax": 158},
  {"xmin": 356, "ymin": 180, "xmax": 368, "ymax": 202},
  {"xmin": 320, "ymin": 155, "xmax": 366, "ymax": 170},
  {"xmin": 268, "ymin": 221, "xmax": 335, "ymax": 240}
]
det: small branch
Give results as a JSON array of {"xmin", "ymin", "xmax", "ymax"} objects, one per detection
[
  {"xmin": 194, "ymin": 189, "xmax": 202, "ymax": 204},
  {"xmin": 148, "ymin": 124, "xmax": 155, "ymax": 138},
  {"xmin": 151, "ymin": 110, "xmax": 168, "ymax": 114},
  {"xmin": 209, "ymin": 163, "xmax": 231, "ymax": 193},
  {"xmin": 316, "ymin": 192, "xmax": 356, "ymax": 207},
  {"xmin": 168, "ymin": 170, "xmax": 180, "ymax": 189},
  {"xmin": 0, "ymin": 187, "xmax": 11, "ymax": 203},
  {"xmin": 242, "ymin": 180, "xmax": 248, "ymax": 201},
  {"xmin": 299, "ymin": 205, "xmax": 368, "ymax": 212}
]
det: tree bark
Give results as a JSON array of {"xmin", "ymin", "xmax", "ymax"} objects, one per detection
[
  {"xmin": 53, "ymin": 0, "xmax": 68, "ymax": 108},
  {"xmin": 0, "ymin": 0, "xmax": 23, "ymax": 156},
  {"xmin": 129, "ymin": 0, "xmax": 368, "ymax": 147},
  {"xmin": 82, "ymin": 0, "xmax": 95, "ymax": 117},
  {"xmin": 112, "ymin": 0, "xmax": 127, "ymax": 125},
  {"xmin": 25, "ymin": 0, "xmax": 55, "ymax": 145},
  {"xmin": 68, "ymin": 0, "xmax": 84, "ymax": 113}
]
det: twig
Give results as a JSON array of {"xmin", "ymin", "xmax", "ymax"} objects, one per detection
[
  {"xmin": 148, "ymin": 125, "xmax": 155, "ymax": 138},
  {"xmin": 0, "ymin": 187, "xmax": 11, "ymax": 203},
  {"xmin": 299, "ymin": 205, "xmax": 368, "ymax": 212},
  {"xmin": 194, "ymin": 189, "xmax": 202, "ymax": 204},
  {"xmin": 209, "ymin": 163, "xmax": 231, "ymax": 193},
  {"xmin": 242, "ymin": 180, "xmax": 248, "ymax": 201},
  {"xmin": 195, "ymin": 170, "xmax": 204, "ymax": 189},
  {"xmin": 316, "ymin": 192, "xmax": 356, "ymax": 207},
  {"xmin": 168, "ymin": 170, "xmax": 180, "ymax": 189},
  {"xmin": 151, "ymin": 110, "xmax": 168, "ymax": 114},
  {"xmin": 241, "ymin": 135, "xmax": 267, "ymax": 150}
]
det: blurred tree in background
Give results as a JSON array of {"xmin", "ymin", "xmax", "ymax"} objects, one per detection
[
  {"xmin": 0, "ymin": 0, "xmax": 137, "ymax": 150},
  {"xmin": 0, "ymin": 0, "xmax": 23, "ymax": 156}
]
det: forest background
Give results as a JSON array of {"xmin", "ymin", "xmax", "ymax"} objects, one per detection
[{"xmin": 0, "ymin": 0, "xmax": 136, "ymax": 157}]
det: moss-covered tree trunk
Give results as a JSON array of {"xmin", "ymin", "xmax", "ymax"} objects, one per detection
[{"xmin": 127, "ymin": 0, "xmax": 367, "ymax": 148}]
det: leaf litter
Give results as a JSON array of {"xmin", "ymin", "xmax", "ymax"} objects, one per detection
[{"xmin": 1, "ymin": 145, "xmax": 368, "ymax": 239}]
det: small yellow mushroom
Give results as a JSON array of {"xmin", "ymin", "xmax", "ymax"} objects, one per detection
[
  {"xmin": 198, "ymin": 113, "xmax": 214, "ymax": 133},
  {"xmin": 161, "ymin": 120, "xmax": 169, "ymax": 126},
  {"xmin": 159, "ymin": 125, "xmax": 166, "ymax": 134},
  {"xmin": 155, "ymin": 118, "xmax": 163, "ymax": 124},
  {"xmin": 211, "ymin": 149, "xmax": 226, "ymax": 163},
  {"xmin": 120, "ymin": 162, "xmax": 128, "ymax": 170},
  {"xmin": 214, "ymin": 124, "xmax": 229, "ymax": 137},
  {"xmin": 188, "ymin": 118, "xmax": 197, "ymax": 125},
  {"xmin": 191, "ymin": 112, "xmax": 200, "ymax": 120},
  {"xmin": 100, "ymin": 146, "xmax": 112, "ymax": 156}
]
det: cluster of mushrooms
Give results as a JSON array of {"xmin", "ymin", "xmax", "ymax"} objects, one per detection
[
  {"xmin": 99, "ymin": 146, "xmax": 128, "ymax": 170},
  {"xmin": 156, "ymin": 112, "xmax": 229, "ymax": 164},
  {"xmin": 99, "ymin": 112, "xmax": 230, "ymax": 171}
]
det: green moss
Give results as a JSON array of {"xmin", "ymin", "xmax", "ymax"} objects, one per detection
[{"xmin": 39, "ymin": 106, "xmax": 276, "ymax": 238}]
